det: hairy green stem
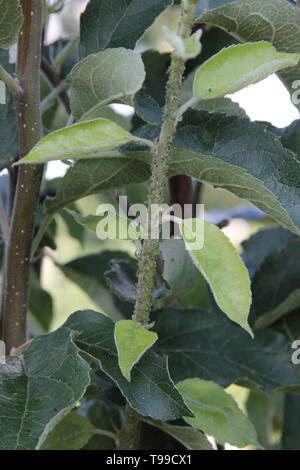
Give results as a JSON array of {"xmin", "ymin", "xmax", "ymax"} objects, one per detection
[
  {"xmin": 132, "ymin": 0, "xmax": 196, "ymax": 326},
  {"xmin": 0, "ymin": 0, "xmax": 44, "ymax": 350},
  {"xmin": 118, "ymin": 0, "xmax": 197, "ymax": 451}
]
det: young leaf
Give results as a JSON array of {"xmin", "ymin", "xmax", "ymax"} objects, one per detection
[
  {"xmin": 64, "ymin": 310, "xmax": 193, "ymax": 421},
  {"xmin": 67, "ymin": 48, "xmax": 146, "ymax": 119},
  {"xmin": 41, "ymin": 412, "xmax": 95, "ymax": 450},
  {"xmin": 193, "ymin": 42, "xmax": 299, "ymax": 101},
  {"xmin": 0, "ymin": 0, "xmax": 24, "ymax": 49},
  {"xmin": 197, "ymin": 0, "xmax": 300, "ymax": 110},
  {"xmin": 79, "ymin": 0, "xmax": 173, "ymax": 57},
  {"xmin": 177, "ymin": 378, "xmax": 259, "ymax": 448},
  {"xmin": 105, "ymin": 259, "xmax": 137, "ymax": 303},
  {"xmin": 114, "ymin": 320, "xmax": 158, "ymax": 381},
  {"xmin": 0, "ymin": 328, "xmax": 90, "ymax": 450},
  {"xmin": 180, "ymin": 219, "xmax": 252, "ymax": 335},
  {"xmin": 18, "ymin": 118, "xmax": 133, "ymax": 165}
]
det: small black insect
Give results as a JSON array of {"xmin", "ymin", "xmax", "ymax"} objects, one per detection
[{"xmin": 104, "ymin": 350, "xmax": 113, "ymax": 359}]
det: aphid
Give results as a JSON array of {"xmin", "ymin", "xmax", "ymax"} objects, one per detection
[{"xmin": 104, "ymin": 350, "xmax": 113, "ymax": 359}]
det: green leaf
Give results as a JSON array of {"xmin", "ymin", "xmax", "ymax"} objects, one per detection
[
  {"xmin": 67, "ymin": 48, "xmax": 146, "ymax": 120},
  {"xmin": 135, "ymin": 93, "xmax": 163, "ymax": 125},
  {"xmin": 79, "ymin": 0, "xmax": 173, "ymax": 58},
  {"xmin": 154, "ymin": 308, "xmax": 300, "ymax": 394},
  {"xmin": 0, "ymin": 50, "xmax": 18, "ymax": 170},
  {"xmin": 282, "ymin": 394, "xmax": 300, "ymax": 450},
  {"xmin": 160, "ymin": 239, "xmax": 198, "ymax": 297},
  {"xmin": 181, "ymin": 72, "xmax": 248, "ymax": 118},
  {"xmin": 46, "ymin": 110, "xmax": 300, "ymax": 237},
  {"xmin": 105, "ymin": 259, "xmax": 137, "ymax": 303},
  {"xmin": 177, "ymin": 378, "xmax": 259, "ymax": 448},
  {"xmin": 251, "ymin": 239, "xmax": 300, "ymax": 329},
  {"xmin": 67, "ymin": 209, "xmax": 143, "ymax": 241},
  {"xmin": 115, "ymin": 320, "xmax": 158, "ymax": 381},
  {"xmin": 197, "ymin": 0, "xmax": 300, "ymax": 110},
  {"xmin": 0, "ymin": 328, "xmax": 90, "ymax": 450},
  {"xmin": 0, "ymin": 0, "xmax": 24, "ymax": 48},
  {"xmin": 246, "ymin": 391, "xmax": 284, "ymax": 450},
  {"xmin": 193, "ymin": 42, "xmax": 299, "ymax": 101},
  {"xmin": 64, "ymin": 310, "xmax": 193, "ymax": 421},
  {"xmin": 172, "ymin": 111, "xmax": 300, "ymax": 235},
  {"xmin": 18, "ymin": 118, "xmax": 133, "ymax": 165},
  {"xmin": 29, "ymin": 268, "xmax": 53, "ymax": 333},
  {"xmin": 141, "ymin": 418, "xmax": 213, "ymax": 450},
  {"xmin": 56, "ymin": 251, "xmax": 135, "ymax": 321},
  {"xmin": 242, "ymin": 227, "xmax": 296, "ymax": 275},
  {"xmin": 180, "ymin": 219, "xmax": 252, "ymax": 335},
  {"xmin": 45, "ymin": 157, "xmax": 151, "ymax": 214},
  {"xmin": 41, "ymin": 412, "xmax": 95, "ymax": 450}
]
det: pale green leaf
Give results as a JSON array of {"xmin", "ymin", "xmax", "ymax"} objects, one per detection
[
  {"xmin": 18, "ymin": 118, "xmax": 132, "ymax": 165},
  {"xmin": 67, "ymin": 48, "xmax": 145, "ymax": 119},
  {"xmin": 67, "ymin": 209, "xmax": 143, "ymax": 241},
  {"xmin": 41, "ymin": 412, "xmax": 95, "ymax": 450},
  {"xmin": 114, "ymin": 320, "xmax": 158, "ymax": 381},
  {"xmin": 160, "ymin": 239, "xmax": 198, "ymax": 297},
  {"xmin": 180, "ymin": 219, "xmax": 252, "ymax": 335},
  {"xmin": 193, "ymin": 41, "xmax": 299, "ymax": 101},
  {"xmin": 0, "ymin": 328, "xmax": 90, "ymax": 450},
  {"xmin": 64, "ymin": 310, "xmax": 193, "ymax": 421},
  {"xmin": 0, "ymin": 0, "xmax": 24, "ymax": 49},
  {"xmin": 177, "ymin": 378, "xmax": 260, "ymax": 448},
  {"xmin": 197, "ymin": 0, "xmax": 300, "ymax": 110}
]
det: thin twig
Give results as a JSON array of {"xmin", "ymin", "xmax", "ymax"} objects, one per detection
[{"xmin": 0, "ymin": 65, "xmax": 23, "ymax": 95}]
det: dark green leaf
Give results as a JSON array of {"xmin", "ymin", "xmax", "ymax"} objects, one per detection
[
  {"xmin": 45, "ymin": 158, "xmax": 151, "ymax": 214},
  {"xmin": 57, "ymin": 251, "xmax": 135, "ymax": 321},
  {"xmin": 29, "ymin": 268, "xmax": 53, "ymax": 333},
  {"xmin": 79, "ymin": 0, "xmax": 173, "ymax": 58},
  {"xmin": 251, "ymin": 239, "xmax": 300, "ymax": 329},
  {"xmin": 105, "ymin": 259, "xmax": 137, "ymax": 303},
  {"xmin": 242, "ymin": 227, "xmax": 296, "ymax": 276},
  {"xmin": 64, "ymin": 310, "xmax": 193, "ymax": 421},
  {"xmin": 0, "ymin": 328, "xmax": 90, "ymax": 450},
  {"xmin": 154, "ymin": 308, "xmax": 300, "ymax": 394},
  {"xmin": 135, "ymin": 93, "xmax": 163, "ymax": 125}
]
